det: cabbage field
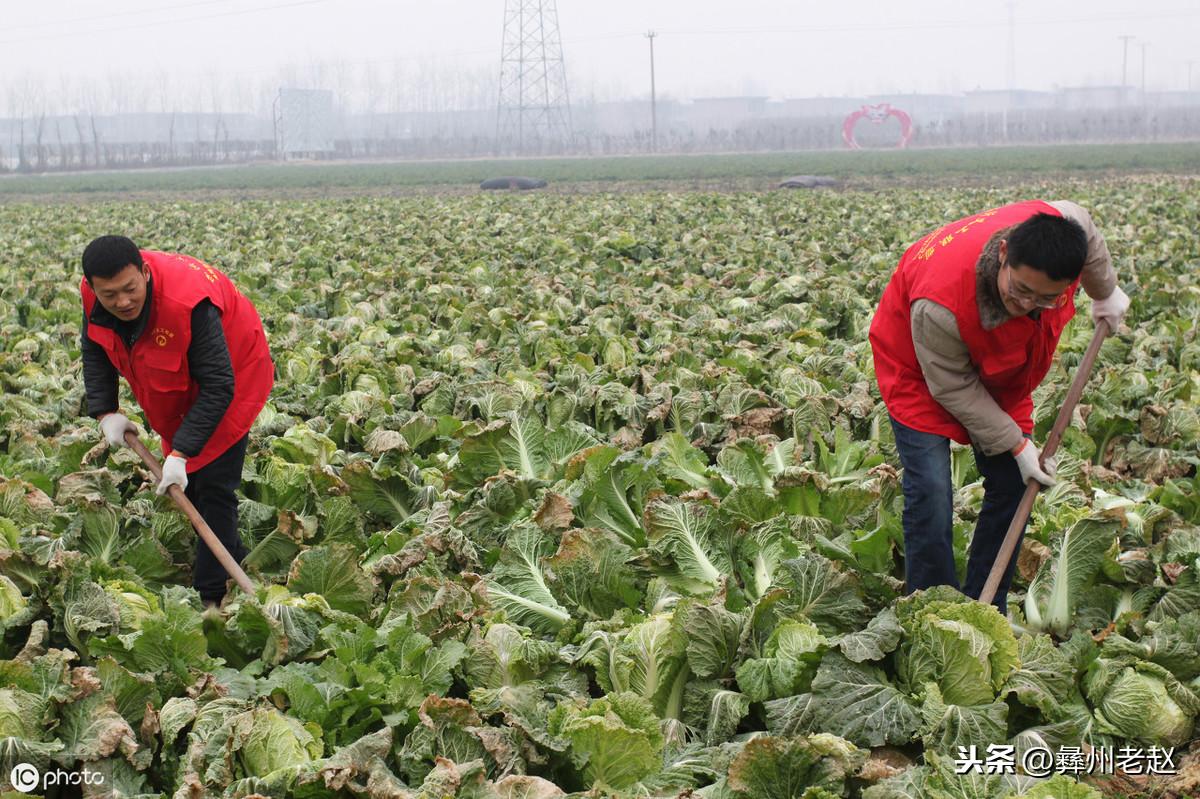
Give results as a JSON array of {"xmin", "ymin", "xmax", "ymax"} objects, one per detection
[{"xmin": 0, "ymin": 175, "xmax": 1198, "ymax": 798}]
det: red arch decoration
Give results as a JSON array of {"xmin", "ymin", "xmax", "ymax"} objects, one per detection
[{"xmin": 842, "ymin": 103, "xmax": 913, "ymax": 149}]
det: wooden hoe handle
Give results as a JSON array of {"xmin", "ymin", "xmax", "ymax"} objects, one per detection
[
  {"xmin": 124, "ymin": 430, "xmax": 257, "ymax": 597},
  {"xmin": 978, "ymin": 320, "xmax": 1111, "ymax": 607}
]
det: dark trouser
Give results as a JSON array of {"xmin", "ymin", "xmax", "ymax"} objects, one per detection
[
  {"xmin": 890, "ymin": 416, "xmax": 1029, "ymax": 615},
  {"xmin": 185, "ymin": 434, "xmax": 249, "ymax": 603}
]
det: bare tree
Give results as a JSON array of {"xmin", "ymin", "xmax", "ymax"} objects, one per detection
[
  {"xmin": 388, "ymin": 60, "xmax": 406, "ymax": 117},
  {"xmin": 3, "ymin": 76, "xmax": 28, "ymax": 171},
  {"xmin": 155, "ymin": 70, "xmax": 179, "ymax": 164},
  {"xmin": 31, "ymin": 84, "xmax": 49, "ymax": 172},
  {"xmin": 78, "ymin": 78, "xmax": 106, "ymax": 168},
  {"xmin": 363, "ymin": 62, "xmax": 383, "ymax": 117},
  {"xmin": 205, "ymin": 70, "xmax": 226, "ymax": 162},
  {"xmin": 5, "ymin": 74, "xmax": 52, "ymax": 172},
  {"xmin": 69, "ymin": 76, "xmax": 93, "ymax": 170}
]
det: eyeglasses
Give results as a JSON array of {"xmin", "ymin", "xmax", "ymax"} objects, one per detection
[{"xmin": 1003, "ymin": 262, "xmax": 1063, "ymax": 309}]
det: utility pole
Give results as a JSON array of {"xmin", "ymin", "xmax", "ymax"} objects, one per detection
[
  {"xmin": 1004, "ymin": 1, "xmax": 1015, "ymax": 141},
  {"xmin": 1140, "ymin": 42, "xmax": 1149, "ymax": 100},
  {"xmin": 1118, "ymin": 34, "xmax": 1134, "ymax": 105},
  {"xmin": 646, "ymin": 30, "xmax": 658, "ymax": 152}
]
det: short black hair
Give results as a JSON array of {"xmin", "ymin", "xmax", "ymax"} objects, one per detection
[
  {"xmin": 82, "ymin": 235, "xmax": 143, "ymax": 282},
  {"xmin": 1006, "ymin": 213, "xmax": 1088, "ymax": 282}
]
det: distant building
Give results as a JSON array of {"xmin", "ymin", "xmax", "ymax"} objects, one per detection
[
  {"xmin": 773, "ymin": 97, "xmax": 866, "ymax": 119},
  {"xmin": 964, "ymin": 90, "xmax": 1056, "ymax": 114},
  {"xmin": 342, "ymin": 108, "xmax": 491, "ymax": 140},
  {"xmin": 1148, "ymin": 91, "xmax": 1200, "ymax": 109},
  {"xmin": 865, "ymin": 93, "xmax": 963, "ymax": 124},
  {"xmin": 689, "ymin": 96, "xmax": 770, "ymax": 129},
  {"xmin": 575, "ymin": 100, "xmax": 659, "ymax": 135},
  {"xmin": 1058, "ymin": 86, "xmax": 1134, "ymax": 111},
  {"xmin": 275, "ymin": 89, "xmax": 336, "ymax": 155}
]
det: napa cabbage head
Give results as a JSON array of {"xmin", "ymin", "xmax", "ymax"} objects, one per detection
[
  {"xmin": 1085, "ymin": 658, "xmax": 1199, "ymax": 746},
  {"xmin": 548, "ymin": 692, "xmax": 664, "ymax": 791},
  {"xmin": 0, "ymin": 688, "xmax": 41, "ymax": 739},
  {"xmin": 239, "ymin": 707, "xmax": 323, "ymax": 778},
  {"xmin": 103, "ymin": 579, "xmax": 160, "ymax": 629},
  {"xmin": 0, "ymin": 575, "xmax": 28, "ymax": 621},
  {"xmin": 896, "ymin": 587, "xmax": 1019, "ymax": 706}
]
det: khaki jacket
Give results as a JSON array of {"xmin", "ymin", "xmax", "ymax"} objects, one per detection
[{"xmin": 910, "ymin": 201, "xmax": 1117, "ymax": 455}]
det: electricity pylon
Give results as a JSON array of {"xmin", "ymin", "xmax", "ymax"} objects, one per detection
[{"xmin": 496, "ymin": 0, "xmax": 573, "ymax": 154}]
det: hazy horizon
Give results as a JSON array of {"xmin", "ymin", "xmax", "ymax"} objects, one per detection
[{"xmin": 2, "ymin": 0, "xmax": 1197, "ymax": 115}]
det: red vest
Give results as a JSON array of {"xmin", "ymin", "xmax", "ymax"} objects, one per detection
[
  {"xmin": 869, "ymin": 201, "xmax": 1079, "ymax": 444},
  {"xmin": 81, "ymin": 251, "xmax": 274, "ymax": 472}
]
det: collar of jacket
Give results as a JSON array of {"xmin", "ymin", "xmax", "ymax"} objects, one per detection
[
  {"xmin": 975, "ymin": 229, "xmax": 1041, "ymax": 331},
  {"xmin": 88, "ymin": 274, "xmax": 154, "ymax": 345}
]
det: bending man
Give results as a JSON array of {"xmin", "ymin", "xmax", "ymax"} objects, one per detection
[
  {"xmin": 869, "ymin": 201, "xmax": 1129, "ymax": 614},
  {"xmin": 80, "ymin": 236, "xmax": 273, "ymax": 608}
]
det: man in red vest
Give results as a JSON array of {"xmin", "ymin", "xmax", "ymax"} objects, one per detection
[
  {"xmin": 80, "ymin": 235, "xmax": 274, "ymax": 608},
  {"xmin": 869, "ymin": 201, "xmax": 1129, "ymax": 614}
]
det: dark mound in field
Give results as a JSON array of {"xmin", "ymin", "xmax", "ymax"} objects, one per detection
[
  {"xmin": 778, "ymin": 175, "xmax": 842, "ymax": 189},
  {"xmin": 480, "ymin": 176, "xmax": 548, "ymax": 190}
]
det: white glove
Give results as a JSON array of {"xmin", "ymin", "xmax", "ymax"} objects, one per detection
[
  {"xmin": 1013, "ymin": 439, "xmax": 1056, "ymax": 487},
  {"xmin": 99, "ymin": 413, "xmax": 136, "ymax": 448},
  {"xmin": 156, "ymin": 455, "xmax": 189, "ymax": 496},
  {"xmin": 1091, "ymin": 286, "xmax": 1130, "ymax": 335}
]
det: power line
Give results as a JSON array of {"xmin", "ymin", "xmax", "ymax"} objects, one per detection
[
  {"xmin": 655, "ymin": 8, "xmax": 1200, "ymax": 36},
  {"xmin": 0, "ymin": 0, "xmax": 335, "ymax": 46},
  {"xmin": 12, "ymin": 5, "xmax": 1194, "ymax": 51},
  {"xmin": 3, "ymin": 0, "xmax": 239, "ymax": 33}
]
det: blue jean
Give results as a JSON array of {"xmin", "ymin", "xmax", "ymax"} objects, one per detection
[{"xmin": 890, "ymin": 416, "xmax": 1029, "ymax": 615}]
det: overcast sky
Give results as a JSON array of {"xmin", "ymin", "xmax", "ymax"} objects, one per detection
[{"xmin": 2, "ymin": 0, "xmax": 1197, "ymax": 109}]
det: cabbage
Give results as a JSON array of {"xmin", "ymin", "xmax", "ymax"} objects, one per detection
[
  {"xmin": 103, "ymin": 579, "xmax": 160, "ymax": 629},
  {"xmin": 1024, "ymin": 517, "xmax": 1119, "ymax": 637},
  {"xmin": 0, "ymin": 575, "xmax": 28, "ymax": 621},
  {"xmin": 548, "ymin": 692, "xmax": 664, "ymax": 791},
  {"xmin": 238, "ymin": 708, "xmax": 322, "ymax": 778},
  {"xmin": 0, "ymin": 689, "xmax": 38, "ymax": 739},
  {"xmin": 1086, "ymin": 659, "xmax": 1199, "ymax": 746}
]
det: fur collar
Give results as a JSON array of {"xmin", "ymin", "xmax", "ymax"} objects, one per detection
[{"xmin": 975, "ymin": 228, "xmax": 1039, "ymax": 330}]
